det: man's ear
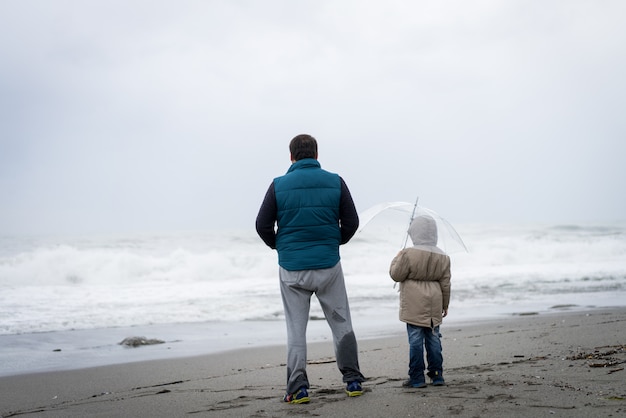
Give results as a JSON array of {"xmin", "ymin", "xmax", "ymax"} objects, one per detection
[{"xmin": 290, "ymin": 153, "xmax": 296, "ymax": 163}]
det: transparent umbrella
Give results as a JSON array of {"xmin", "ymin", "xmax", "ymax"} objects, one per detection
[{"xmin": 358, "ymin": 200, "xmax": 468, "ymax": 254}]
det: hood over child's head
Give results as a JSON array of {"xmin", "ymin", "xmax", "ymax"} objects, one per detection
[{"xmin": 408, "ymin": 215, "xmax": 438, "ymax": 247}]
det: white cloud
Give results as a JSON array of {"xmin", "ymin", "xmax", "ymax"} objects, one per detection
[{"xmin": 1, "ymin": 0, "xmax": 625, "ymax": 234}]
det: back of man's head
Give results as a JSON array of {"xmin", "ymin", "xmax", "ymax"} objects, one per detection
[{"xmin": 290, "ymin": 134, "xmax": 318, "ymax": 161}]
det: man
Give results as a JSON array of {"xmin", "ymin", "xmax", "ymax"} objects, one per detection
[{"xmin": 256, "ymin": 134, "xmax": 365, "ymax": 404}]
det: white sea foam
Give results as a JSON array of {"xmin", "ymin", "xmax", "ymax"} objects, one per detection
[{"xmin": 1, "ymin": 222, "xmax": 625, "ymax": 336}]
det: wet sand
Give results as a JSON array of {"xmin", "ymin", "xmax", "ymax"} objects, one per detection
[{"xmin": 1, "ymin": 307, "xmax": 624, "ymax": 417}]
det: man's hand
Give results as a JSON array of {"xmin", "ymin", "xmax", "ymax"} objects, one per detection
[{"xmin": 442, "ymin": 308, "xmax": 448, "ymax": 318}]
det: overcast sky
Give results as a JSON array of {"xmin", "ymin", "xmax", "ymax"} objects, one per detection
[{"xmin": 1, "ymin": 0, "xmax": 625, "ymax": 235}]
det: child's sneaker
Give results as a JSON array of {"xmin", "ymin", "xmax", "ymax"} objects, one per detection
[
  {"xmin": 402, "ymin": 379, "xmax": 427, "ymax": 388},
  {"xmin": 283, "ymin": 387, "xmax": 310, "ymax": 404},
  {"xmin": 428, "ymin": 370, "xmax": 445, "ymax": 386},
  {"xmin": 345, "ymin": 381, "xmax": 363, "ymax": 397}
]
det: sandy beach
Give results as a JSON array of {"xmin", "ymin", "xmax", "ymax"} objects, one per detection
[{"xmin": 1, "ymin": 307, "xmax": 624, "ymax": 417}]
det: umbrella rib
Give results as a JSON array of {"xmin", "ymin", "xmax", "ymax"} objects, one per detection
[{"xmin": 402, "ymin": 196, "xmax": 419, "ymax": 249}]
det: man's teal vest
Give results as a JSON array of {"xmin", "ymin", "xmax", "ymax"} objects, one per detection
[{"xmin": 274, "ymin": 159, "xmax": 341, "ymax": 271}]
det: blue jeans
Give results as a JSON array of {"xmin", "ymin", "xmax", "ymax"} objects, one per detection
[{"xmin": 406, "ymin": 324, "xmax": 443, "ymax": 384}]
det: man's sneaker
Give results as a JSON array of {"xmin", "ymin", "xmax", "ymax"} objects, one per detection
[
  {"xmin": 283, "ymin": 387, "xmax": 310, "ymax": 404},
  {"xmin": 345, "ymin": 381, "xmax": 363, "ymax": 397},
  {"xmin": 402, "ymin": 379, "xmax": 427, "ymax": 388},
  {"xmin": 428, "ymin": 371, "xmax": 445, "ymax": 386}
]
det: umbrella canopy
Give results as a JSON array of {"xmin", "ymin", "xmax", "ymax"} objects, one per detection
[{"xmin": 358, "ymin": 201, "xmax": 468, "ymax": 254}]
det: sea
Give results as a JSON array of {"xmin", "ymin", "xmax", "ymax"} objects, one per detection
[{"xmin": 1, "ymin": 217, "xmax": 625, "ymax": 377}]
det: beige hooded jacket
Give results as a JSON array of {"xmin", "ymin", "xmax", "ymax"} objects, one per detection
[{"xmin": 389, "ymin": 215, "xmax": 451, "ymax": 328}]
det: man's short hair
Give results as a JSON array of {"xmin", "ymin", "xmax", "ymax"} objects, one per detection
[{"xmin": 290, "ymin": 134, "xmax": 318, "ymax": 161}]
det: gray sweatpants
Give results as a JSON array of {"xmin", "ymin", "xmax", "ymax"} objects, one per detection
[{"xmin": 279, "ymin": 262, "xmax": 365, "ymax": 394}]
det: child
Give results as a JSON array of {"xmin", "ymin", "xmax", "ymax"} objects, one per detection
[{"xmin": 389, "ymin": 214, "xmax": 451, "ymax": 388}]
